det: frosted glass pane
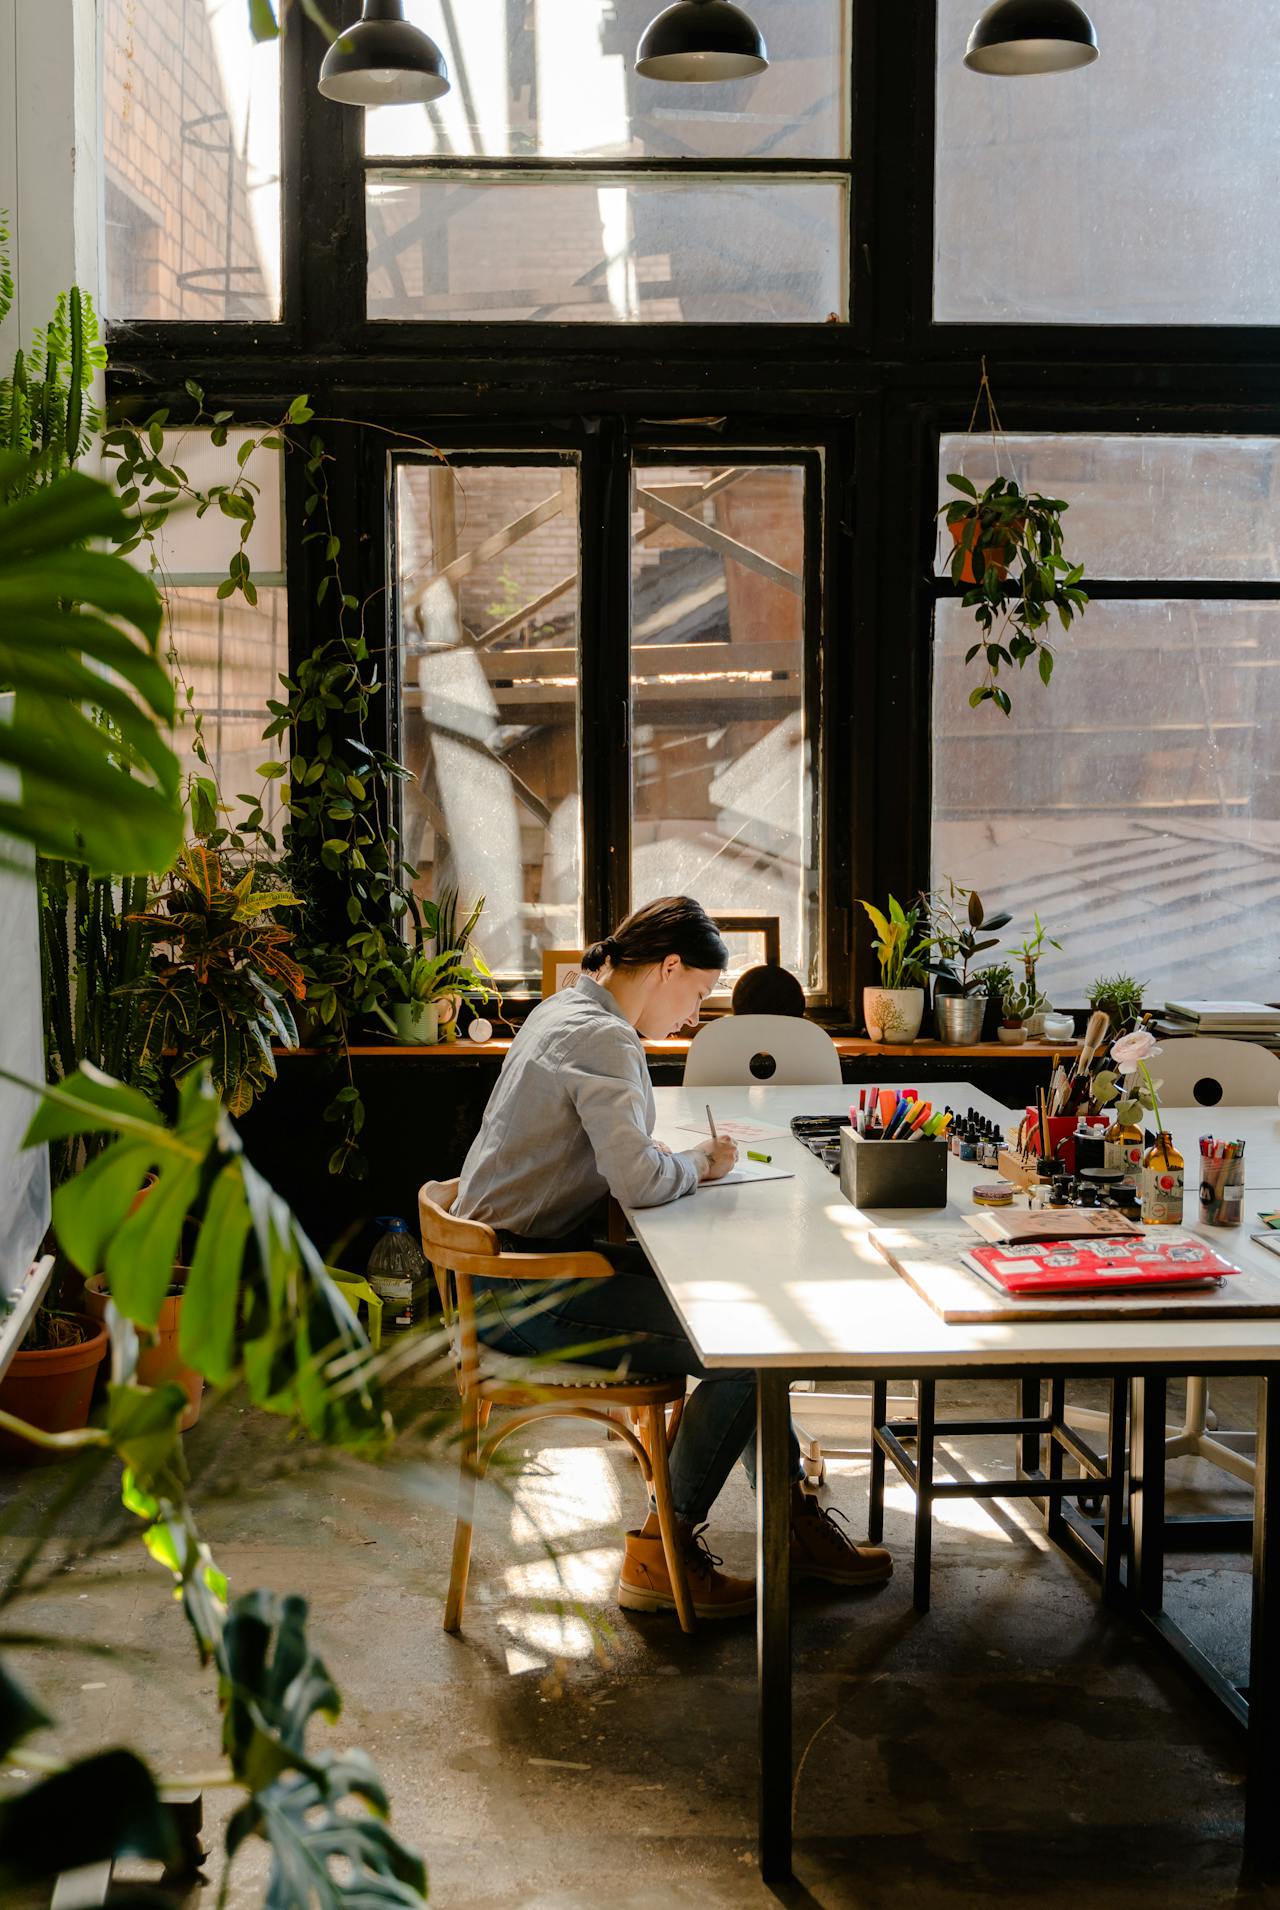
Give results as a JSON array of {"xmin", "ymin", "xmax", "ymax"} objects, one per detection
[
  {"xmin": 167, "ymin": 586, "xmax": 288, "ymax": 836},
  {"xmin": 932, "ymin": 600, "xmax": 1280, "ymax": 1003},
  {"xmin": 935, "ymin": 0, "xmax": 1280, "ymax": 323},
  {"xmin": 396, "ymin": 463, "xmax": 582, "ymax": 981},
  {"xmin": 629, "ymin": 463, "xmax": 820, "ymax": 987},
  {"xmin": 937, "ymin": 436, "xmax": 1280, "ymax": 581},
  {"xmin": 366, "ymin": 0, "xmax": 850, "ymax": 160},
  {"xmin": 368, "ymin": 174, "xmax": 847, "ymax": 322},
  {"xmin": 103, "ymin": 0, "xmax": 281, "ymax": 319}
]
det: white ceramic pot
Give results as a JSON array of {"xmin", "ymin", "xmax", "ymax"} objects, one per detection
[
  {"xmin": 393, "ymin": 1001, "xmax": 439, "ymax": 1045},
  {"xmin": 863, "ymin": 986, "xmax": 925, "ymax": 1044},
  {"xmin": 998, "ymin": 1023, "xmax": 1029, "ymax": 1046}
]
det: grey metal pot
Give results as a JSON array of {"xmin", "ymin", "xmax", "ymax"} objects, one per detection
[{"xmin": 935, "ymin": 993, "xmax": 986, "ymax": 1045}]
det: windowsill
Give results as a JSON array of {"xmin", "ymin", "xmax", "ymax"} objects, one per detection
[{"xmin": 277, "ymin": 1035, "xmax": 1079, "ymax": 1061}]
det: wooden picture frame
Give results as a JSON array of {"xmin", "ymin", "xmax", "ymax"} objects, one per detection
[
  {"xmin": 541, "ymin": 948, "xmax": 585, "ymax": 1001},
  {"xmin": 715, "ymin": 913, "xmax": 782, "ymax": 968}
]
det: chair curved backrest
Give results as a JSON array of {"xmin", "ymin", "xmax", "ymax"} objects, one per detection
[
  {"xmin": 1152, "ymin": 1037, "xmax": 1280, "ymax": 1108},
  {"xmin": 683, "ymin": 1014, "xmax": 842, "ymax": 1087}
]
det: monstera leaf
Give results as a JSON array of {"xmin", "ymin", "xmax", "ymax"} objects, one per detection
[
  {"xmin": 220, "ymin": 1592, "xmax": 427, "ymax": 1908},
  {"xmin": 0, "ymin": 453, "xmax": 182, "ymax": 875}
]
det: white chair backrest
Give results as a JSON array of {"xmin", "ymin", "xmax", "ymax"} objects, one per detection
[
  {"xmin": 1152, "ymin": 1037, "xmax": 1280, "ymax": 1109},
  {"xmin": 683, "ymin": 1014, "xmax": 842, "ymax": 1087}
]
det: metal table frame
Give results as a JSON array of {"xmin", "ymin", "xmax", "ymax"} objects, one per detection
[{"xmin": 755, "ymin": 1360, "xmax": 1280, "ymax": 1884}]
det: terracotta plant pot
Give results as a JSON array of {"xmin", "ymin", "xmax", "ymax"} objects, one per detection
[
  {"xmin": 0, "ymin": 1313, "xmax": 109, "ymax": 1464},
  {"xmin": 84, "ymin": 1274, "xmax": 204, "ymax": 1431},
  {"xmin": 863, "ymin": 986, "xmax": 925, "ymax": 1045},
  {"xmin": 948, "ymin": 514, "xmax": 1021, "ymax": 586}
]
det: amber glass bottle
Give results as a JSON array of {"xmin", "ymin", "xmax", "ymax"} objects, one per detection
[{"xmin": 1141, "ymin": 1132, "xmax": 1185, "ymax": 1225}]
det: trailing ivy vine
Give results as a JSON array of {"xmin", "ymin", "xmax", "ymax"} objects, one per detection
[{"xmin": 103, "ymin": 388, "xmax": 424, "ymax": 1176}]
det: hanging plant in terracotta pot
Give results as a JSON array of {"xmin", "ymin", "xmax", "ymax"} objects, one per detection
[{"xmin": 941, "ymin": 362, "xmax": 1090, "ymax": 715}]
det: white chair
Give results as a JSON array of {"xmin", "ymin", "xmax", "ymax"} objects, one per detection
[
  {"xmin": 1159, "ymin": 1039, "xmax": 1280, "ymax": 1481},
  {"xmin": 684, "ymin": 1014, "xmax": 878, "ymax": 1483},
  {"xmin": 1152, "ymin": 1035, "xmax": 1280, "ymax": 1110},
  {"xmin": 683, "ymin": 1014, "xmax": 842, "ymax": 1088}
]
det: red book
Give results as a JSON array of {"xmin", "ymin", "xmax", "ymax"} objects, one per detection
[{"xmin": 961, "ymin": 1236, "xmax": 1242, "ymax": 1297}]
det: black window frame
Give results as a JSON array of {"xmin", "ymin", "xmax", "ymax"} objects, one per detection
[{"xmin": 102, "ymin": 1, "xmax": 1280, "ymax": 1026}]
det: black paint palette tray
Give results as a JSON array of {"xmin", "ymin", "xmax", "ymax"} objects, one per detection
[{"xmin": 790, "ymin": 1114, "xmax": 850, "ymax": 1176}]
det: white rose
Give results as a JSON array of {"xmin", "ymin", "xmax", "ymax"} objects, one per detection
[{"xmin": 1111, "ymin": 1029, "xmax": 1162, "ymax": 1072}]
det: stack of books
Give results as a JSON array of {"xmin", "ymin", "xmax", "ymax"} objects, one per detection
[{"xmin": 1160, "ymin": 999, "xmax": 1280, "ymax": 1040}]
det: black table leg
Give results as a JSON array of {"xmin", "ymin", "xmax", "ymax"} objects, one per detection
[
  {"xmin": 758, "ymin": 1369, "xmax": 793, "ymax": 1882},
  {"xmin": 868, "ymin": 1378, "xmax": 887, "ymax": 1543},
  {"xmin": 1130, "ymin": 1374, "xmax": 1167, "ymax": 1615},
  {"xmin": 1101, "ymin": 1376, "xmax": 1127, "ymax": 1610},
  {"xmin": 913, "ymin": 1380, "xmax": 935, "ymax": 1614},
  {"xmin": 1245, "ymin": 1374, "xmax": 1280, "ymax": 1872},
  {"xmin": 1019, "ymin": 1374, "xmax": 1041, "ymax": 1475}
]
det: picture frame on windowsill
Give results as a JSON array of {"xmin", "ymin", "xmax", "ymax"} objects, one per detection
[{"xmin": 541, "ymin": 949, "xmax": 585, "ymax": 1001}]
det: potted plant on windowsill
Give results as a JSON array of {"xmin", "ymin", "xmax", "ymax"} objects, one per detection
[
  {"xmin": 1008, "ymin": 913, "xmax": 1061, "ymax": 1039},
  {"xmin": 997, "ymin": 982, "xmax": 1037, "ymax": 1045},
  {"xmin": 1087, "ymin": 972, "xmax": 1146, "ymax": 1036},
  {"xmin": 924, "ymin": 880, "xmax": 1012, "ymax": 1046},
  {"xmin": 858, "ymin": 895, "xmax": 932, "ymax": 1044},
  {"xmin": 974, "ymin": 962, "xmax": 1015, "ymax": 1044},
  {"xmin": 377, "ymin": 948, "xmax": 496, "ymax": 1046}
]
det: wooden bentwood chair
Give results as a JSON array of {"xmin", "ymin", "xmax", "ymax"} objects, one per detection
[{"xmin": 418, "ymin": 1180, "xmax": 696, "ymax": 1634}]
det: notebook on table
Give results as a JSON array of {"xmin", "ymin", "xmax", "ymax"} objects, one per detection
[{"xmin": 960, "ymin": 1235, "xmax": 1242, "ymax": 1297}]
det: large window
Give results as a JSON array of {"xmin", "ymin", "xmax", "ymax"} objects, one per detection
[
  {"xmin": 931, "ymin": 436, "xmax": 1280, "ymax": 1003},
  {"xmin": 393, "ymin": 442, "xmax": 827, "ymax": 992},
  {"xmin": 935, "ymin": 0, "xmax": 1280, "ymax": 325},
  {"xmin": 395, "ymin": 458, "xmax": 583, "ymax": 979},
  {"xmin": 103, "ymin": 0, "xmax": 281, "ymax": 319},
  {"xmin": 365, "ymin": 0, "xmax": 851, "ymax": 323},
  {"xmin": 630, "ymin": 459, "xmax": 820, "ymax": 983}
]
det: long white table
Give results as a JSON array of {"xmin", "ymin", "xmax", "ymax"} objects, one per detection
[{"xmin": 623, "ymin": 1083, "xmax": 1280, "ymax": 1882}]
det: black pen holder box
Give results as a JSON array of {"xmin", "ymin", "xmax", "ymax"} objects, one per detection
[{"xmin": 839, "ymin": 1128, "xmax": 949, "ymax": 1209}]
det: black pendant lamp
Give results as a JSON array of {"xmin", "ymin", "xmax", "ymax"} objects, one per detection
[
  {"xmin": 964, "ymin": 0, "xmax": 1098, "ymax": 75},
  {"xmin": 318, "ymin": 0, "xmax": 450, "ymax": 106},
  {"xmin": 635, "ymin": 0, "xmax": 768, "ymax": 82}
]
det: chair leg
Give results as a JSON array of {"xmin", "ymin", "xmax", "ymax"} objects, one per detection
[
  {"xmin": 913, "ymin": 1380, "xmax": 935, "ymax": 1614},
  {"xmin": 645, "ymin": 1403, "xmax": 696, "ymax": 1635},
  {"xmin": 444, "ymin": 1394, "xmax": 483, "ymax": 1634}
]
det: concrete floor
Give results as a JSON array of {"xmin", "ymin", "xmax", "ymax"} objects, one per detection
[{"xmin": 2, "ymin": 1375, "xmax": 1278, "ymax": 1909}]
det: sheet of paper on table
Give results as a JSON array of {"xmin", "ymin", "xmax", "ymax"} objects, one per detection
[
  {"xmin": 676, "ymin": 1117, "xmax": 790, "ymax": 1143},
  {"xmin": 696, "ymin": 1159, "xmax": 795, "ymax": 1189}
]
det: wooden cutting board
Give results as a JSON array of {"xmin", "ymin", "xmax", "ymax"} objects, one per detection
[{"xmin": 870, "ymin": 1225, "xmax": 1280, "ymax": 1324}]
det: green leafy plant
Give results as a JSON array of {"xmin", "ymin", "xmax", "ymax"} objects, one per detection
[
  {"xmin": 922, "ymin": 878, "xmax": 1012, "ymax": 995},
  {"xmin": 121, "ymin": 843, "xmax": 304, "ymax": 1117},
  {"xmin": 1086, "ymin": 972, "xmax": 1146, "ymax": 1035},
  {"xmin": 0, "ymin": 456, "xmax": 181, "ymax": 874},
  {"xmin": 941, "ymin": 471, "xmax": 1089, "ymax": 715},
  {"xmin": 0, "ymin": 1062, "xmax": 429, "ymax": 1903},
  {"xmin": 973, "ymin": 960, "xmax": 1014, "ymax": 1002},
  {"xmin": 858, "ymin": 895, "xmax": 931, "ymax": 991},
  {"xmin": 1008, "ymin": 913, "xmax": 1061, "ymax": 1010}
]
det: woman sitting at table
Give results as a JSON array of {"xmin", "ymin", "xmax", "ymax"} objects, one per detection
[{"xmin": 456, "ymin": 895, "xmax": 892, "ymax": 1620}]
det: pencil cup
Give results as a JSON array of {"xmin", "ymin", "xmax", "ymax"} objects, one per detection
[
  {"xmin": 1199, "ymin": 1155, "xmax": 1244, "ymax": 1227},
  {"xmin": 839, "ymin": 1129, "xmax": 949, "ymax": 1210}
]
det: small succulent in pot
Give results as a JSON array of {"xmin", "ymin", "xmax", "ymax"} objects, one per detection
[{"xmin": 1087, "ymin": 972, "xmax": 1146, "ymax": 1036}]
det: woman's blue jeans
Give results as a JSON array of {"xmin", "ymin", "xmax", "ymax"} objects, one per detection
[{"xmin": 474, "ymin": 1230, "xmax": 802, "ymax": 1529}]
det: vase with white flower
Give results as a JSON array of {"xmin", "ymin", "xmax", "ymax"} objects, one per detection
[{"xmin": 1104, "ymin": 1029, "xmax": 1184, "ymax": 1223}]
